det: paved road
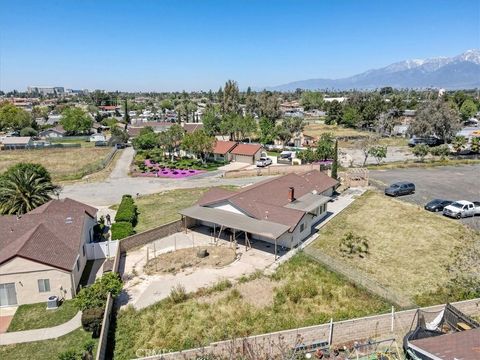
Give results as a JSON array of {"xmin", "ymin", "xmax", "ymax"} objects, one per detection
[
  {"xmin": 370, "ymin": 165, "xmax": 480, "ymax": 229},
  {"xmin": 61, "ymin": 148, "xmax": 273, "ymax": 206},
  {"xmin": 0, "ymin": 312, "xmax": 81, "ymax": 345}
]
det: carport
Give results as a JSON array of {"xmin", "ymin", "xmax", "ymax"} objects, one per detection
[{"xmin": 179, "ymin": 205, "xmax": 290, "ymax": 259}]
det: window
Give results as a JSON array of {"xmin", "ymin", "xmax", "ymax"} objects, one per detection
[
  {"xmin": 76, "ymin": 258, "xmax": 80, "ymax": 271},
  {"xmin": 300, "ymin": 223, "xmax": 305, "ymax": 232},
  {"xmin": 38, "ymin": 279, "xmax": 50, "ymax": 293},
  {"xmin": 82, "ymin": 245, "xmax": 86, "ymax": 257}
]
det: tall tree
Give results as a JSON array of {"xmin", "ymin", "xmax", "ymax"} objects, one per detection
[
  {"xmin": 61, "ymin": 107, "xmax": 93, "ymax": 134},
  {"xmin": 459, "ymin": 98, "xmax": 477, "ymax": 121},
  {"xmin": 331, "ymin": 139, "xmax": 338, "ymax": 179},
  {"xmin": 221, "ymin": 80, "xmax": 240, "ymax": 115},
  {"xmin": 0, "ymin": 101, "xmax": 32, "ymax": 131},
  {"xmin": 324, "ymin": 100, "xmax": 343, "ymax": 125},
  {"xmin": 202, "ymin": 109, "xmax": 221, "ymax": 136},
  {"xmin": 300, "ymin": 91, "xmax": 324, "ymax": 110},
  {"xmin": 409, "ymin": 100, "xmax": 461, "ymax": 143},
  {"xmin": 257, "ymin": 91, "xmax": 281, "ymax": 121},
  {"xmin": 316, "ymin": 133, "xmax": 335, "ymax": 160},
  {"xmin": 181, "ymin": 130, "xmax": 215, "ymax": 163},
  {"xmin": 0, "ymin": 165, "xmax": 60, "ymax": 215},
  {"xmin": 258, "ymin": 117, "xmax": 277, "ymax": 144}
]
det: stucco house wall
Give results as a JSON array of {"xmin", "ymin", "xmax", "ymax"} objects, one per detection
[{"xmin": 0, "ymin": 257, "xmax": 73, "ymax": 305}]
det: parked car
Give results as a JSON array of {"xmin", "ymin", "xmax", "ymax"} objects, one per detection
[
  {"xmin": 424, "ymin": 199, "xmax": 453, "ymax": 212},
  {"xmin": 408, "ymin": 136, "xmax": 442, "ymax": 147},
  {"xmin": 384, "ymin": 182, "xmax": 415, "ymax": 197},
  {"xmin": 443, "ymin": 200, "xmax": 480, "ymax": 219},
  {"xmin": 256, "ymin": 157, "xmax": 273, "ymax": 167},
  {"xmin": 94, "ymin": 141, "xmax": 108, "ymax": 147},
  {"xmin": 115, "ymin": 143, "xmax": 127, "ymax": 149}
]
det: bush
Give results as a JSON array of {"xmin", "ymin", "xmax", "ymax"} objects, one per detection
[
  {"xmin": 74, "ymin": 273, "xmax": 123, "ymax": 311},
  {"xmin": 58, "ymin": 349, "xmax": 78, "ymax": 360},
  {"xmin": 412, "ymin": 144, "xmax": 429, "ymax": 162},
  {"xmin": 20, "ymin": 127, "xmax": 38, "ymax": 137},
  {"xmin": 169, "ymin": 285, "xmax": 188, "ymax": 304},
  {"xmin": 111, "ymin": 221, "xmax": 135, "ymax": 240},
  {"xmin": 339, "ymin": 232, "xmax": 369, "ymax": 258},
  {"xmin": 81, "ymin": 307, "xmax": 104, "ymax": 338},
  {"xmin": 114, "ymin": 195, "xmax": 138, "ymax": 226}
]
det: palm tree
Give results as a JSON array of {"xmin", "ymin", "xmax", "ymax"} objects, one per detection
[{"xmin": 0, "ymin": 168, "xmax": 60, "ymax": 215}]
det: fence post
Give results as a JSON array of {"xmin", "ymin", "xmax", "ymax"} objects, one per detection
[
  {"xmin": 328, "ymin": 318, "xmax": 333, "ymax": 345},
  {"xmin": 391, "ymin": 306, "xmax": 395, "ymax": 333}
]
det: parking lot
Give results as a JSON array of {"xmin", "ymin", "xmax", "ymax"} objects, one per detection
[{"xmin": 370, "ymin": 165, "xmax": 480, "ymax": 229}]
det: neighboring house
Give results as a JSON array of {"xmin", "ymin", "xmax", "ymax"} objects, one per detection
[
  {"xmin": 180, "ymin": 170, "xmax": 338, "ymax": 252},
  {"xmin": 0, "ymin": 136, "xmax": 33, "ymax": 150},
  {"xmin": 210, "ymin": 140, "xmax": 238, "ymax": 162},
  {"xmin": 183, "ymin": 123, "xmax": 204, "ymax": 134},
  {"xmin": 39, "ymin": 126, "xmax": 66, "ymax": 138},
  {"xmin": 89, "ymin": 133, "xmax": 106, "ymax": 142},
  {"xmin": 0, "ymin": 198, "xmax": 97, "ymax": 306},
  {"xmin": 230, "ymin": 143, "xmax": 263, "ymax": 164}
]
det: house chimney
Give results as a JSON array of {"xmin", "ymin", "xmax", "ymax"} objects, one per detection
[{"xmin": 288, "ymin": 187, "xmax": 295, "ymax": 202}]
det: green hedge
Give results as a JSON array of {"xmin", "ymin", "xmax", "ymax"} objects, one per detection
[
  {"xmin": 111, "ymin": 222, "xmax": 135, "ymax": 240},
  {"xmin": 81, "ymin": 307, "xmax": 104, "ymax": 338},
  {"xmin": 114, "ymin": 195, "xmax": 138, "ymax": 226}
]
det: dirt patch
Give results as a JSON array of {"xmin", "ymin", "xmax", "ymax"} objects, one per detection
[
  {"xmin": 198, "ymin": 277, "xmax": 281, "ymax": 308},
  {"xmin": 144, "ymin": 246, "xmax": 236, "ymax": 275}
]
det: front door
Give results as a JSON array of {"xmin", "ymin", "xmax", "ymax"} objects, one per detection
[{"xmin": 0, "ymin": 283, "xmax": 17, "ymax": 306}]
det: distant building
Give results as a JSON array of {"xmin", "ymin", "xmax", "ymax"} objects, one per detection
[
  {"xmin": 0, "ymin": 136, "xmax": 33, "ymax": 150},
  {"xmin": 27, "ymin": 86, "xmax": 65, "ymax": 96},
  {"xmin": 324, "ymin": 97, "xmax": 347, "ymax": 103},
  {"xmin": 39, "ymin": 126, "xmax": 66, "ymax": 138}
]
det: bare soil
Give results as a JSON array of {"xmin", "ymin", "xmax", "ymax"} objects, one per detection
[{"xmin": 144, "ymin": 246, "xmax": 236, "ymax": 275}]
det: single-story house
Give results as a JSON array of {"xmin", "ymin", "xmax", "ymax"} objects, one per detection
[
  {"xmin": 180, "ymin": 170, "xmax": 338, "ymax": 253},
  {"xmin": 230, "ymin": 143, "xmax": 263, "ymax": 164},
  {"xmin": 0, "ymin": 136, "xmax": 33, "ymax": 150},
  {"xmin": 39, "ymin": 126, "xmax": 66, "ymax": 138},
  {"xmin": 89, "ymin": 133, "xmax": 106, "ymax": 142},
  {"xmin": 0, "ymin": 198, "xmax": 97, "ymax": 306},
  {"xmin": 183, "ymin": 123, "xmax": 204, "ymax": 134},
  {"xmin": 210, "ymin": 140, "xmax": 238, "ymax": 162}
]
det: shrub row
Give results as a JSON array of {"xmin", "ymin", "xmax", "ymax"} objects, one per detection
[
  {"xmin": 111, "ymin": 221, "xmax": 135, "ymax": 240},
  {"xmin": 114, "ymin": 195, "xmax": 138, "ymax": 225}
]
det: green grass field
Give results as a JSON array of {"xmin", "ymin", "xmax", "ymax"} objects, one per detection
[
  {"xmin": 309, "ymin": 191, "xmax": 479, "ymax": 303},
  {"xmin": 0, "ymin": 329, "xmax": 96, "ymax": 360},
  {"xmin": 7, "ymin": 300, "xmax": 78, "ymax": 332},
  {"xmin": 113, "ymin": 253, "xmax": 390, "ymax": 359}
]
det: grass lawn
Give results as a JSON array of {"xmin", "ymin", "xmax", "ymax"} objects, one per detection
[
  {"xmin": 7, "ymin": 300, "xmax": 78, "ymax": 332},
  {"xmin": 113, "ymin": 187, "xmax": 236, "ymax": 233},
  {"xmin": 0, "ymin": 328, "xmax": 97, "ymax": 360},
  {"xmin": 0, "ymin": 147, "xmax": 112, "ymax": 181},
  {"xmin": 309, "ymin": 191, "xmax": 479, "ymax": 303},
  {"xmin": 304, "ymin": 123, "xmax": 369, "ymax": 139},
  {"xmin": 114, "ymin": 253, "xmax": 390, "ymax": 359}
]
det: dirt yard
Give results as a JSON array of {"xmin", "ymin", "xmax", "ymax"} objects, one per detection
[
  {"xmin": 144, "ymin": 246, "xmax": 236, "ymax": 275},
  {"xmin": 0, "ymin": 147, "xmax": 112, "ymax": 181}
]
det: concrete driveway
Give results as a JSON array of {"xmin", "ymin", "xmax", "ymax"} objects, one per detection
[{"xmin": 370, "ymin": 165, "xmax": 480, "ymax": 229}]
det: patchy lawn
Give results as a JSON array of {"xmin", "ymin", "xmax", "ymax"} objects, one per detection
[
  {"xmin": 113, "ymin": 187, "xmax": 236, "ymax": 233},
  {"xmin": 304, "ymin": 123, "xmax": 369, "ymax": 139},
  {"xmin": 0, "ymin": 328, "xmax": 96, "ymax": 360},
  {"xmin": 309, "ymin": 191, "xmax": 479, "ymax": 303},
  {"xmin": 0, "ymin": 147, "xmax": 112, "ymax": 181},
  {"xmin": 144, "ymin": 246, "xmax": 236, "ymax": 275},
  {"xmin": 114, "ymin": 252, "xmax": 390, "ymax": 359},
  {"xmin": 7, "ymin": 300, "xmax": 78, "ymax": 332}
]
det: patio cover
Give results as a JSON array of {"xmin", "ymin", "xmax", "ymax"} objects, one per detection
[{"xmin": 179, "ymin": 205, "xmax": 290, "ymax": 239}]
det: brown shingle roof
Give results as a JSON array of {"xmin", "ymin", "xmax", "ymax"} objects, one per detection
[
  {"xmin": 197, "ymin": 170, "xmax": 337, "ymax": 231},
  {"xmin": 0, "ymin": 198, "xmax": 97, "ymax": 271},
  {"xmin": 183, "ymin": 123, "xmax": 204, "ymax": 134},
  {"xmin": 410, "ymin": 328, "xmax": 480, "ymax": 360},
  {"xmin": 230, "ymin": 143, "xmax": 262, "ymax": 156},
  {"xmin": 212, "ymin": 141, "xmax": 237, "ymax": 155}
]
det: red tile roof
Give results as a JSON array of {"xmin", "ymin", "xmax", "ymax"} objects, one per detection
[
  {"xmin": 230, "ymin": 143, "xmax": 262, "ymax": 156},
  {"xmin": 213, "ymin": 141, "xmax": 237, "ymax": 155},
  {"xmin": 0, "ymin": 198, "xmax": 97, "ymax": 271},
  {"xmin": 197, "ymin": 170, "xmax": 338, "ymax": 231}
]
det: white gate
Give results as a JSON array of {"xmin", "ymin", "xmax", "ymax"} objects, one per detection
[{"xmin": 86, "ymin": 240, "xmax": 119, "ymax": 260}]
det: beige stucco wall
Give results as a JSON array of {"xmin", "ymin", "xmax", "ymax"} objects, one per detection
[{"xmin": 0, "ymin": 257, "xmax": 73, "ymax": 305}]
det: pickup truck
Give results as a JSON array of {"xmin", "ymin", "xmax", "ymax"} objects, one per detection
[
  {"xmin": 443, "ymin": 200, "xmax": 480, "ymax": 219},
  {"xmin": 256, "ymin": 157, "xmax": 273, "ymax": 167}
]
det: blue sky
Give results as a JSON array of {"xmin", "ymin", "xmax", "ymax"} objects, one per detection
[{"xmin": 1, "ymin": 0, "xmax": 478, "ymax": 92}]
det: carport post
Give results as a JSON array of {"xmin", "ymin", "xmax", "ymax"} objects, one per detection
[{"xmin": 274, "ymin": 238, "xmax": 277, "ymax": 260}]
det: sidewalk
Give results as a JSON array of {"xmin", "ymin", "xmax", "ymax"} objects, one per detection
[{"xmin": 0, "ymin": 311, "xmax": 82, "ymax": 345}]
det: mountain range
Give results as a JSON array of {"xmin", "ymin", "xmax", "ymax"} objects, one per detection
[{"xmin": 268, "ymin": 49, "xmax": 480, "ymax": 91}]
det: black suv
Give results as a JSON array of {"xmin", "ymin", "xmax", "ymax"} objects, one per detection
[
  {"xmin": 408, "ymin": 137, "xmax": 442, "ymax": 147},
  {"xmin": 384, "ymin": 182, "xmax": 415, "ymax": 197}
]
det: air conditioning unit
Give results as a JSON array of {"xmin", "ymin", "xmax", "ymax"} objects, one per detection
[{"xmin": 47, "ymin": 295, "xmax": 58, "ymax": 310}]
